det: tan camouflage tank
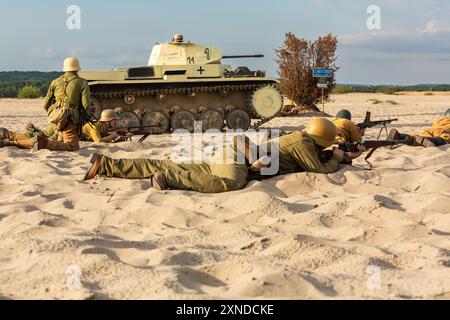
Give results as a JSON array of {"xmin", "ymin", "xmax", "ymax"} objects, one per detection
[{"xmin": 78, "ymin": 35, "xmax": 283, "ymax": 134}]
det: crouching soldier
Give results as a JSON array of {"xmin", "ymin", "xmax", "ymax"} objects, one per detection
[
  {"xmin": 388, "ymin": 108, "xmax": 450, "ymax": 147},
  {"xmin": 32, "ymin": 57, "xmax": 91, "ymax": 151}
]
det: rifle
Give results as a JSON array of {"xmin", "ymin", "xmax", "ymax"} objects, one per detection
[
  {"xmin": 319, "ymin": 138, "xmax": 408, "ymax": 170},
  {"xmin": 107, "ymin": 125, "xmax": 162, "ymax": 142},
  {"xmin": 357, "ymin": 111, "xmax": 398, "ymax": 139}
]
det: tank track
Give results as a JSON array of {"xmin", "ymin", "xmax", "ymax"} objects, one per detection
[{"xmin": 91, "ymin": 82, "xmax": 279, "ymax": 130}]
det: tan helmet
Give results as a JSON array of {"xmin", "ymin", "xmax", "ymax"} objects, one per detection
[
  {"xmin": 172, "ymin": 34, "xmax": 184, "ymax": 43},
  {"xmin": 99, "ymin": 109, "xmax": 117, "ymax": 122},
  {"xmin": 305, "ymin": 118, "xmax": 337, "ymax": 148},
  {"xmin": 63, "ymin": 57, "xmax": 81, "ymax": 72}
]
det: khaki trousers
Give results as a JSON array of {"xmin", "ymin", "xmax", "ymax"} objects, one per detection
[
  {"xmin": 98, "ymin": 157, "xmax": 248, "ymax": 193},
  {"xmin": 45, "ymin": 123, "xmax": 80, "ymax": 151}
]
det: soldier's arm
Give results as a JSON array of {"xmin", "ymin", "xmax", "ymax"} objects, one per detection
[
  {"xmin": 100, "ymin": 134, "xmax": 118, "ymax": 143},
  {"xmin": 43, "ymin": 81, "xmax": 55, "ymax": 112},
  {"xmin": 291, "ymin": 139, "xmax": 340, "ymax": 174},
  {"xmin": 83, "ymin": 123, "xmax": 102, "ymax": 143},
  {"xmin": 81, "ymin": 80, "xmax": 91, "ymax": 113},
  {"xmin": 349, "ymin": 122, "xmax": 363, "ymax": 142}
]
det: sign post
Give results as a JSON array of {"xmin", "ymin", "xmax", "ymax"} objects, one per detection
[{"xmin": 314, "ymin": 68, "xmax": 332, "ymax": 116}]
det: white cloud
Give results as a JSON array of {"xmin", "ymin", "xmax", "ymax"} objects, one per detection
[
  {"xmin": 424, "ymin": 20, "xmax": 450, "ymax": 33},
  {"xmin": 339, "ymin": 20, "xmax": 450, "ymax": 55}
]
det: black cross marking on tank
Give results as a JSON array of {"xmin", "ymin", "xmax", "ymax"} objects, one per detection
[{"xmin": 197, "ymin": 67, "xmax": 205, "ymax": 74}]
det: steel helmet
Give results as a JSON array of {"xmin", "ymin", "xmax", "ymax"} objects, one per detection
[
  {"xmin": 305, "ymin": 118, "xmax": 337, "ymax": 148},
  {"xmin": 336, "ymin": 109, "xmax": 352, "ymax": 121},
  {"xmin": 99, "ymin": 109, "xmax": 117, "ymax": 122},
  {"xmin": 63, "ymin": 57, "xmax": 81, "ymax": 72}
]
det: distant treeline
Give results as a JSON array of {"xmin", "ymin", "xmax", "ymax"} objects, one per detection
[
  {"xmin": 2, "ymin": 71, "xmax": 450, "ymax": 98},
  {"xmin": 0, "ymin": 71, "xmax": 62, "ymax": 98},
  {"xmin": 333, "ymin": 84, "xmax": 450, "ymax": 94}
]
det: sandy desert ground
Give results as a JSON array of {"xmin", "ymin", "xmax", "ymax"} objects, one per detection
[{"xmin": 0, "ymin": 93, "xmax": 449, "ymax": 300}]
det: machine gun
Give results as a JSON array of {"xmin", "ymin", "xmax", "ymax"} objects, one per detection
[
  {"xmin": 357, "ymin": 111, "xmax": 398, "ymax": 139},
  {"xmin": 319, "ymin": 138, "xmax": 408, "ymax": 169}
]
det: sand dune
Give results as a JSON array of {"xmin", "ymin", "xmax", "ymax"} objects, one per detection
[{"xmin": 0, "ymin": 94, "xmax": 449, "ymax": 299}]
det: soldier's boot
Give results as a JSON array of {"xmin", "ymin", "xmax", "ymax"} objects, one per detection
[
  {"xmin": 84, "ymin": 153, "xmax": 105, "ymax": 181},
  {"xmin": 151, "ymin": 171, "xmax": 167, "ymax": 190},
  {"xmin": 0, "ymin": 127, "xmax": 12, "ymax": 140},
  {"xmin": 388, "ymin": 129, "xmax": 400, "ymax": 141},
  {"xmin": 44, "ymin": 139, "xmax": 79, "ymax": 151},
  {"xmin": 31, "ymin": 136, "xmax": 49, "ymax": 151},
  {"xmin": 389, "ymin": 129, "xmax": 415, "ymax": 145},
  {"xmin": 412, "ymin": 136, "xmax": 437, "ymax": 148}
]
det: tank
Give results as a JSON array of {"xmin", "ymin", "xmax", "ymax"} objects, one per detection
[{"xmin": 78, "ymin": 36, "xmax": 283, "ymax": 134}]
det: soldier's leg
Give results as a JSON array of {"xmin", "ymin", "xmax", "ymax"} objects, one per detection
[
  {"xmin": 411, "ymin": 135, "xmax": 439, "ymax": 147},
  {"xmin": 98, "ymin": 157, "xmax": 165, "ymax": 179},
  {"xmin": 0, "ymin": 128, "xmax": 30, "ymax": 142},
  {"xmin": 98, "ymin": 156, "xmax": 248, "ymax": 193},
  {"xmin": 160, "ymin": 161, "xmax": 248, "ymax": 193},
  {"xmin": 45, "ymin": 123, "xmax": 80, "ymax": 151}
]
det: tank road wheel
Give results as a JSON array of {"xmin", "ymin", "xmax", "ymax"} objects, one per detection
[
  {"xmin": 201, "ymin": 110, "xmax": 224, "ymax": 131},
  {"xmin": 172, "ymin": 110, "xmax": 195, "ymax": 133},
  {"xmin": 251, "ymin": 85, "xmax": 283, "ymax": 118},
  {"xmin": 90, "ymin": 98, "xmax": 102, "ymax": 120},
  {"xmin": 226, "ymin": 110, "xmax": 251, "ymax": 130},
  {"xmin": 142, "ymin": 111, "xmax": 170, "ymax": 134},
  {"xmin": 116, "ymin": 111, "xmax": 141, "ymax": 128}
]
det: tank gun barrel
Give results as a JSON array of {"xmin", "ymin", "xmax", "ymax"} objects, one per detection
[{"xmin": 222, "ymin": 54, "xmax": 264, "ymax": 59}]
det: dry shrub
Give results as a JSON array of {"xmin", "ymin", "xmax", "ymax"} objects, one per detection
[{"xmin": 276, "ymin": 32, "xmax": 338, "ymax": 113}]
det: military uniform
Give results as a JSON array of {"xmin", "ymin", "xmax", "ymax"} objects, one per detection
[
  {"xmin": 1, "ymin": 121, "xmax": 110, "ymax": 149},
  {"xmin": 42, "ymin": 71, "xmax": 91, "ymax": 151},
  {"xmin": 82, "ymin": 122, "xmax": 109, "ymax": 143},
  {"xmin": 261, "ymin": 130, "xmax": 341, "ymax": 175},
  {"xmin": 96, "ymin": 146, "xmax": 248, "ymax": 193},
  {"xmin": 0, "ymin": 125, "xmax": 57, "ymax": 149},
  {"xmin": 332, "ymin": 118, "xmax": 362, "ymax": 143},
  {"xmin": 420, "ymin": 117, "xmax": 450, "ymax": 143}
]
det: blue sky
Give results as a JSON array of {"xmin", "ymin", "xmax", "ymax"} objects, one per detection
[{"xmin": 1, "ymin": 0, "xmax": 450, "ymax": 84}]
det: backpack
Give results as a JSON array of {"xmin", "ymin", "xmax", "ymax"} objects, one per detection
[{"xmin": 48, "ymin": 75, "xmax": 77, "ymax": 131}]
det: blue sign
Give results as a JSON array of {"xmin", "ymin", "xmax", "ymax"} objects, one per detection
[{"xmin": 313, "ymin": 68, "xmax": 332, "ymax": 78}]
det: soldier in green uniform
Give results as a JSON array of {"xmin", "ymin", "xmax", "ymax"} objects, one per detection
[
  {"xmin": 83, "ymin": 118, "xmax": 354, "ymax": 193},
  {"xmin": 33, "ymin": 57, "xmax": 91, "ymax": 151},
  {"xmin": 251, "ymin": 117, "xmax": 365, "ymax": 178}
]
